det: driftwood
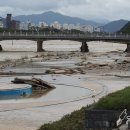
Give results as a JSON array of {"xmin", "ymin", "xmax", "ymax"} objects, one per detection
[{"xmin": 11, "ymin": 77, "xmax": 55, "ymax": 89}]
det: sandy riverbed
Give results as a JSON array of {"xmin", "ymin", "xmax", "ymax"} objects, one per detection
[{"xmin": 0, "ymin": 40, "xmax": 129, "ymax": 130}]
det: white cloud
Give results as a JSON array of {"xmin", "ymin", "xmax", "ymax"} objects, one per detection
[{"xmin": 0, "ymin": 0, "xmax": 130, "ymax": 20}]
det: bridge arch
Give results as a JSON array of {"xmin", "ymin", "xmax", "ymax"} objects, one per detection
[
  {"xmin": 0, "ymin": 39, "xmax": 128, "ymax": 53},
  {"xmin": 37, "ymin": 40, "xmax": 128, "ymax": 53},
  {"xmin": 0, "ymin": 40, "xmax": 37, "ymax": 52},
  {"xmin": 37, "ymin": 40, "xmax": 89, "ymax": 52}
]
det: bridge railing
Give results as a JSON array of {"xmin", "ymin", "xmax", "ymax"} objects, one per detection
[{"xmin": 0, "ymin": 32, "xmax": 130, "ymax": 39}]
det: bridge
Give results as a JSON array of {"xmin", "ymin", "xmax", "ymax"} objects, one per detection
[{"xmin": 0, "ymin": 33, "xmax": 130, "ymax": 52}]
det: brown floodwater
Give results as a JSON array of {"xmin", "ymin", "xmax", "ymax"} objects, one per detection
[{"xmin": 0, "ymin": 40, "xmax": 129, "ymax": 130}]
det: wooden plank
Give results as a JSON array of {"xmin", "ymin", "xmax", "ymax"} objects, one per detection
[{"xmin": 11, "ymin": 77, "xmax": 55, "ymax": 89}]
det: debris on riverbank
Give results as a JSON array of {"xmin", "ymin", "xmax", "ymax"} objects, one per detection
[
  {"xmin": 11, "ymin": 77, "xmax": 56, "ymax": 90},
  {"xmin": 0, "ymin": 41, "xmax": 129, "ymax": 130}
]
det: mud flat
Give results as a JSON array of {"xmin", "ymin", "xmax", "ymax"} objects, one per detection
[{"xmin": 0, "ymin": 40, "xmax": 129, "ymax": 130}]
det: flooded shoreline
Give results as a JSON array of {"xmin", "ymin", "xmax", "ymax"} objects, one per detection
[{"xmin": 0, "ymin": 40, "xmax": 129, "ymax": 130}]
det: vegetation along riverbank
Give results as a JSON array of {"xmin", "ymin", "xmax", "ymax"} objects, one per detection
[{"xmin": 39, "ymin": 87, "xmax": 130, "ymax": 130}]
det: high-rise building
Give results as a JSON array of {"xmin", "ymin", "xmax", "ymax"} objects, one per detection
[{"xmin": 6, "ymin": 14, "xmax": 12, "ymax": 29}]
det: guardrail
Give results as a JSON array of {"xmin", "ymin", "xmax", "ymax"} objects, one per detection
[
  {"xmin": 0, "ymin": 32, "xmax": 130, "ymax": 37},
  {"xmin": 0, "ymin": 33, "xmax": 130, "ymax": 41}
]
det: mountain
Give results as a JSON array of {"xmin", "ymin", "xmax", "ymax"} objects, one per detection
[
  {"xmin": 92, "ymin": 18, "xmax": 109, "ymax": 24},
  {"xmin": 13, "ymin": 11, "xmax": 102, "ymax": 26},
  {"xmin": 119, "ymin": 21, "xmax": 130, "ymax": 34},
  {"xmin": 103, "ymin": 19, "xmax": 129, "ymax": 33}
]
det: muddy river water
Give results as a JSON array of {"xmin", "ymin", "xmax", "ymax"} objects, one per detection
[{"xmin": 0, "ymin": 40, "xmax": 129, "ymax": 130}]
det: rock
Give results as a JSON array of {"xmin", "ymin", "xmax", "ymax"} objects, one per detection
[
  {"xmin": 116, "ymin": 59, "xmax": 124, "ymax": 64},
  {"xmin": 99, "ymin": 64, "xmax": 108, "ymax": 67},
  {"xmin": 125, "ymin": 53, "xmax": 130, "ymax": 57}
]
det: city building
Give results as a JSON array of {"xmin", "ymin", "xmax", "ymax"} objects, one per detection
[
  {"xmin": 51, "ymin": 21, "xmax": 61, "ymax": 30},
  {"xmin": 5, "ymin": 14, "xmax": 20, "ymax": 30},
  {"xmin": 20, "ymin": 21, "xmax": 39, "ymax": 30},
  {"xmin": 3, "ymin": 13, "xmax": 102, "ymax": 32},
  {"xmin": 12, "ymin": 20, "xmax": 20, "ymax": 30},
  {"xmin": 27, "ymin": 20, "xmax": 32, "ymax": 30},
  {"xmin": 0, "ymin": 18, "xmax": 4, "ymax": 28},
  {"xmin": 6, "ymin": 14, "xmax": 12, "ymax": 29},
  {"xmin": 94, "ymin": 27, "xmax": 101, "ymax": 32},
  {"xmin": 30, "ymin": 23, "xmax": 36, "ymax": 30},
  {"xmin": 0, "ymin": 21, "xmax": 3, "ymax": 28},
  {"xmin": 20, "ymin": 22, "xmax": 28, "ymax": 30},
  {"xmin": 39, "ymin": 22, "xmax": 48, "ymax": 29},
  {"xmin": 74, "ymin": 23, "xmax": 81, "ymax": 30},
  {"xmin": 63, "ymin": 23, "xmax": 69, "ymax": 30},
  {"xmin": 81, "ymin": 25, "xmax": 94, "ymax": 33},
  {"xmin": 68, "ymin": 24, "xmax": 75, "ymax": 30}
]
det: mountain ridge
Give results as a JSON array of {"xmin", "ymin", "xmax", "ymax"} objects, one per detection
[
  {"xmin": 103, "ymin": 19, "xmax": 129, "ymax": 33},
  {"xmin": 13, "ymin": 11, "xmax": 103, "ymax": 26},
  {"xmin": 0, "ymin": 11, "xmax": 129, "ymax": 33}
]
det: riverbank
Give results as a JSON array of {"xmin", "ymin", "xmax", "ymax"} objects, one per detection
[
  {"xmin": 0, "ymin": 40, "xmax": 129, "ymax": 130},
  {"xmin": 39, "ymin": 87, "xmax": 130, "ymax": 130}
]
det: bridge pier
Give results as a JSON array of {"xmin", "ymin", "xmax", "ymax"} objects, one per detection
[
  {"xmin": 125, "ymin": 44, "xmax": 130, "ymax": 53},
  {"xmin": 37, "ymin": 41, "xmax": 44, "ymax": 52},
  {"xmin": 80, "ymin": 41, "xmax": 89, "ymax": 52},
  {"xmin": 0, "ymin": 45, "xmax": 3, "ymax": 52}
]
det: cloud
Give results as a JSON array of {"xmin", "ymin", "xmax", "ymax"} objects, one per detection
[
  {"xmin": 57, "ymin": 0, "xmax": 130, "ymax": 20},
  {"xmin": 0, "ymin": 0, "xmax": 130, "ymax": 20}
]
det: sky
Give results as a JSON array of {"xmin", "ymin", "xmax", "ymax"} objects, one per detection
[{"xmin": 0, "ymin": 0, "xmax": 130, "ymax": 21}]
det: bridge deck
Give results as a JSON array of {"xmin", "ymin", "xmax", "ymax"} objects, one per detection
[{"xmin": 0, "ymin": 34, "xmax": 130, "ymax": 43}]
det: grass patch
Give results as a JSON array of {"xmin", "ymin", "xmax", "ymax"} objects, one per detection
[
  {"xmin": 39, "ymin": 87, "xmax": 130, "ymax": 130},
  {"xmin": 39, "ymin": 107, "xmax": 87, "ymax": 130},
  {"xmin": 94, "ymin": 87, "xmax": 130, "ymax": 110}
]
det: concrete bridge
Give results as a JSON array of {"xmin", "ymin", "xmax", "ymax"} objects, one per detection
[{"xmin": 0, "ymin": 33, "xmax": 130, "ymax": 52}]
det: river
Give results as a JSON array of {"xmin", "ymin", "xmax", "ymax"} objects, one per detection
[{"xmin": 0, "ymin": 40, "xmax": 129, "ymax": 130}]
